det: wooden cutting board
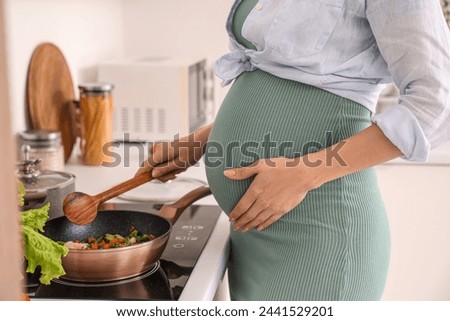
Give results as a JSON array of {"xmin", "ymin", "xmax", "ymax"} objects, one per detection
[{"xmin": 27, "ymin": 42, "xmax": 76, "ymax": 162}]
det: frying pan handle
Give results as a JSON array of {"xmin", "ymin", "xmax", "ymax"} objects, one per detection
[
  {"xmin": 22, "ymin": 191, "xmax": 48, "ymax": 210},
  {"xmin": 158, "ymin": 186, "xmax": 212, "ymax": 224}
]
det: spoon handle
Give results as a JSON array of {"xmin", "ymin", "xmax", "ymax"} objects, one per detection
[{"xmin": 94, "ymin": 172, "xmax": 154, "ymax": 204}]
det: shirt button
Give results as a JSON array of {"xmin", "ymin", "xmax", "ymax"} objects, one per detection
[{"xmin": 255, "ymin": 3, "xmax": 263, "ymax": 10}]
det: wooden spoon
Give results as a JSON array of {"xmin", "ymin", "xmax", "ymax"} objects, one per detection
[{"xmin": 63, "ymin": 172, "xmax": 155, "ymax": 225}]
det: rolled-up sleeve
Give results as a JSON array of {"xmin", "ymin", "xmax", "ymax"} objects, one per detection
[{"xmin": 367, "ymin": 0, "xmax": 450, "ymax": 161}]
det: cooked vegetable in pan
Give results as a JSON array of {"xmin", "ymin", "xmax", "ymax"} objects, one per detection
[{"xmin": 63, "ymin": 226, "xmax": 157, "ymax": 250}]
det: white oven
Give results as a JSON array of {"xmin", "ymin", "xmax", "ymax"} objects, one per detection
[{"xmin": 98, "ymin": 56, "xmax": 211, "ymax": 142}]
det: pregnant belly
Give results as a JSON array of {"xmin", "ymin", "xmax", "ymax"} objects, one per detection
[{"xmin": 204, "ymin": 70, "xmax": 370, "ymax": 214}]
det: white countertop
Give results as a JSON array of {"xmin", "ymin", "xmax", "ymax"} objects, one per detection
[{"xmin": 64, "ymin": 143, "xmax": 230, "ymax": 301}]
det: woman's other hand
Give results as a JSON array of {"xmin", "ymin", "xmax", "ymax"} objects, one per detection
[
  {"xmin": 135, "ymin": 124, "xmax": 213, "ymax": 181},
  {"xmin": 224, "ymin": 157, "xmax": 323, "ymax": 232}
]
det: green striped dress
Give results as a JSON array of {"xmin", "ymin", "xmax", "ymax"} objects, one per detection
[{"xmin": 205, "ymin": 0, "xmax": 390, "ymax": 301}]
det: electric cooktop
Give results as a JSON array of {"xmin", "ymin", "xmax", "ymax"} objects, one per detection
[{"xmin": 24, "ymin": 202, "xmax": 222, "ymax": 300}]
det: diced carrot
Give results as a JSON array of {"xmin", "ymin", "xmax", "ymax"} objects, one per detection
[
  {"xmin": 102, "ymin": 244, "xmax": 110, "ymax": 249},
  {"xmin": 109, "ymin": 238, "xmax": 117, "ymax": 244},
  {"xmin": 91, "ymin": 242, "xmax": 99, "ymax": 250}
]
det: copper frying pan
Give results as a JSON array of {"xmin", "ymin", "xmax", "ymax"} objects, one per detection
[{"xmin": 43, "ymin": 186, "xmax": 212, "ymax": 282}]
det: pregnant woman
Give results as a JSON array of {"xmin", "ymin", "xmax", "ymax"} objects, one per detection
[{"xmin": 137, "ymin": 0, "xmax": 450, "ymax": 300}]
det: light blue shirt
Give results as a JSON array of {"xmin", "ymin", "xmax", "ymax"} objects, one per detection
[{"xmin": 214, "ymin": 0, "xmax": 450, "ymax": 162}]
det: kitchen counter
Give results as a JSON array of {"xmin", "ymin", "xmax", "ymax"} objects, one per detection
[
  {"xmin": 64, "ymin": 143, "xmax": 230, "ymax": 301},
  {"xmin": 44, "ymin": 140, "xmax": 450, "ymax": 300}
]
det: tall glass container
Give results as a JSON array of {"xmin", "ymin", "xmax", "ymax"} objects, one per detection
[{"xmin": 78, "ymin": 83, "xmax": 114, "ymax": 165}]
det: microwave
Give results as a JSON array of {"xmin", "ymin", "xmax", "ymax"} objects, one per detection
[{"xmin": 98, "ymin": 56, "xmax": 211, "ymax": 142}]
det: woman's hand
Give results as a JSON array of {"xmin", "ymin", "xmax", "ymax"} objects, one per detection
[
  {"xmin": 224, "ymin": 157, "xmax": 322, "ymax": 232},
  {"xmin": 224, "ymin": 124, "xmax": 403, "ymax": 232},
  {"xmin": 135, "ymin": 124, "xmax": 213, "ymax": 181}
]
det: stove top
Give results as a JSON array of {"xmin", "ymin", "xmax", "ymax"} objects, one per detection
[{"xmin": 25, "ymin": 202, "xmax": 222, "ymax": 300}]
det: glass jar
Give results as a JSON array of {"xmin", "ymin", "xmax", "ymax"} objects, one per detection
[
  {"xmin": 78, "ymin": 83, "xmax": 114, "ymax": 165},
  {"xmin": 19, "ymin": 130, "xmax": 65, "ymax": 171}
]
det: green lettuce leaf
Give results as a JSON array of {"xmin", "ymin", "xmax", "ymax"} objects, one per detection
[
  {"xmin": 20, "ymin": 203, "xmax": 49, "ymax": 233},
  {"xmin": 18, "ymin": 181, "xmax": 25, "ymax": 207},
  {"xmin": 20, "ymin": 202, "xmax": 69, "ymax": 284},
  {"xmin": 22, "ymin": 225, "xmax": 69, "ymax": 285}
]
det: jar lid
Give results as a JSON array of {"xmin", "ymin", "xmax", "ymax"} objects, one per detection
[
  {"xmin": 19, "ymin": 170, "xmax": 75, "ymax": 191},
  {"xmin": 16, "ymin": 158, "xmax": 75, "ymax": 191},
  {"xmin": 78, "ymin": 82, "xmax": 114, "ymax": 93},
  {"xmin": 19, "ymin": 130, "xmax": 61, "ymax": 142}
]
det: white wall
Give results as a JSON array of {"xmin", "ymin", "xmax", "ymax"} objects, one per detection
[
  {"xmin": 377, "ymin": 165, "xmax": 450, "ymax": 300},
  {"xmin": 122, "ymin": 0, "xmax": 232, "ymax": 116},
  {"xmin": 123, "ymin": 0, "xmax": 231, "ymax": 59},
  {"xmin": 4, "ymin": 0, "xmax": 125, "ymax": 133}
]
